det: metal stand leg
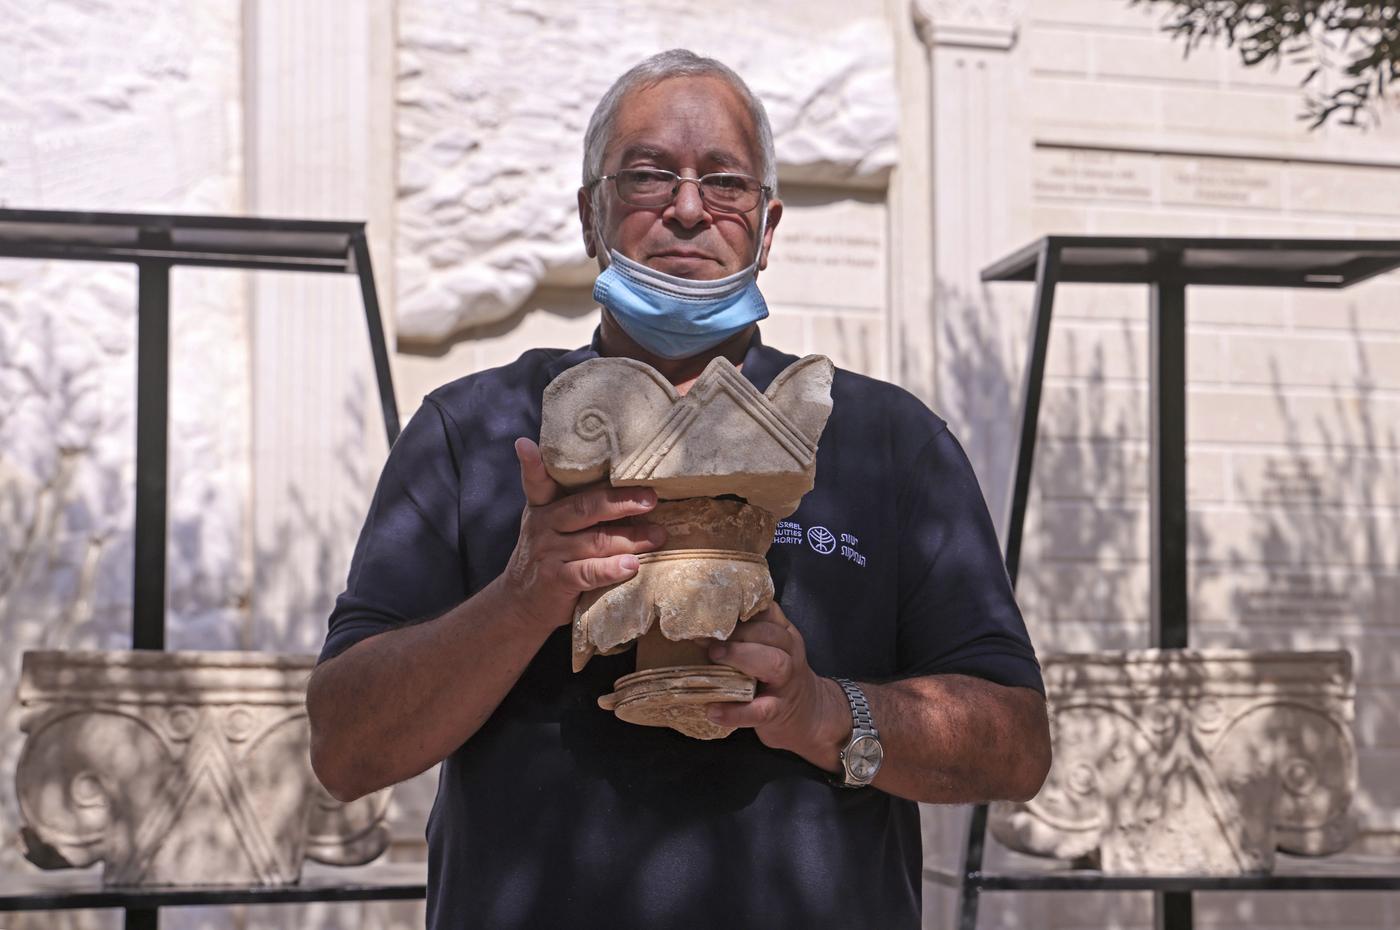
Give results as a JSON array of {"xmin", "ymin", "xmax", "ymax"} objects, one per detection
[
  {"xmin": 958, "ymin": 242, "xmax": 1061, "ymax": 930},
  {"xmin": 1003, "ymin": 242, "xmax": 1061, "ymax": 584},
  {"xmin": 350, "ymin": 232, "xmax": 401, "ymax": 446},
  {"xmin": 130, "ymin": 251, "xmax": 170, "ymax": 928},
  {"xmin": 1150, "ymin": 268, "xmax": 1191, "ymax": 930},
  {"xmin": 133, "ymin": 258, "xmax": 170, "ymax": 651},
  {"xmin": 1156, "ymin": 889, "xmax": 1193, "ymax": 930},
  {"xmin": 957, "ymin": 804, "xmax": 989, "ymax": 930},
  {"xmin": 1149, "ymin": 275, "xmax": 1188, "ymax": 651},
  {"xmin": 125, "ymin": 905, "xmax": 159, "ymax": 929}
]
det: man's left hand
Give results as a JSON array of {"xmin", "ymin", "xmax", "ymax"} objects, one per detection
[{"xmin": 705, "ymin": 603, "xmax": 849, "ymax": 772}]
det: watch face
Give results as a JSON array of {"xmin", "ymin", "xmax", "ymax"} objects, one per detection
[{"xmin": 847, "ymin": 735, "xmax": 884, "ymax": 783}]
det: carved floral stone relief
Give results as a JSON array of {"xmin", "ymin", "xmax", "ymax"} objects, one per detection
[
  {"xmin": 991, "ymin": 649, "xmax": 1357, "ymax": 875},
  {"xmin": 16, "ymin": 650, "xmax": 390, "ymax": 887}
]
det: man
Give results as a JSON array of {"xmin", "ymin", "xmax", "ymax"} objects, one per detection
[{"xmin": 308, "ymin": 50, "xmax": 1050, "ymax": 929}]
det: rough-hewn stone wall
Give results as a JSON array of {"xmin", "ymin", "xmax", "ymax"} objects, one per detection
[{"xmin": 394, "ymin": 0, "xmax": 898, "ymax": 346}]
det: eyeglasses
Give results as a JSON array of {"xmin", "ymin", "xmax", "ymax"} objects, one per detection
[{"xmin": 589, "ymin": 168, "xmax": 769, "ymax": 213}]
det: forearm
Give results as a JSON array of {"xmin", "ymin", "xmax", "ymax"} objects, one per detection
[
  {"xmin": 307, "ymin": 576, "xmax": 554, "ymax": 802},
  {"xmin": 792, "ymin": 674, "xmax": 1051, "ymax": 805},
  {"xmin": 867, "ymin": 675, "xmax": 1050, "ymax": 803},
  {"xmin": 309, "ymin": 441, "xmax": 663, "ymax": 802},
  {"xmin": 704, "ymin": 606, "xmax": 1051, "ymax": 804}
]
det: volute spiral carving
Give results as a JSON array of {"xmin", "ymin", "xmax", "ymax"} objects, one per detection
[{"xmin": 990, "ymin": 649, "xmax": 1357, "ymax": 875}]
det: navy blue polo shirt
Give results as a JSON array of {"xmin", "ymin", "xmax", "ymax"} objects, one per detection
[{"xmin": 321, "ymin": 330, "xmax": 1042, "ymax": 930}]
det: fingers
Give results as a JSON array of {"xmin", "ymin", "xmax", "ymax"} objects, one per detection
[
  {"xmin": 517, "ymin": 437, "xmax": 659, "ymax": 531},
  {"xmin": 515, "ymin": 438, "xmax": 563, "ymax": 508},
  {"xmin": 562, "ymin": 523, "xmax": 666, "ymax": 560},
  {"xmin": 708, "ymin": 600, "xmax": 807, "ymax": 683},
  {"xmin": 562, "ymin": 554, "xmax": 642, "ymax": 592},
  {"xmin": 722, "ymin": 615, "xmax": 794, "ymax": 649},
  {"xmin": 708, "ymin": 639, "xmax": 793, "ymax": 686},
  {"xmin": 706, "ymin": 694, "xmax": 781, "ymax": 729},
  {"xmin": 547, "ymin": 485, "xmax": 658, "ymax": 533}
]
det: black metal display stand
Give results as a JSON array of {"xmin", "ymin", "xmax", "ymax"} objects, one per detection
[
  {"xmin": 0, "ymin": 209, "xmax": 420, "ymax": 927},
  {"xmin": 956, "ymin": 236, "xmax": 1400, "ymax": 930}
]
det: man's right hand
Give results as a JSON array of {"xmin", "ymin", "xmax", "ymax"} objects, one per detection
[
  {"xmin": 309, "ymin": 437, "xmax": 663, "ymax": 801},
  {"xmin": 501, "ymin": 437, "xmax": 666, "ymax": 633}
]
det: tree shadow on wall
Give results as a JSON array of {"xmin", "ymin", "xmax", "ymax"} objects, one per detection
[
  {"xmin": 245, "ymin": 374, "xmax": 433, "ymax": 930},
  {"xmin": 1205, "ymin": 305, "xmax": 1400, "ymax": 869},
  {"xmin": 250, "ymin": 378, "xmax": 377, "ymax": 654},
  {"xmin": 1, "ymin": 273, "xmax": 141, "ymax": 930},
  {"xmin": 0, "ymin": 308, "xmax": 117, "ymax": 648},
  {"xmin": 1217, "ymin": 308, "xmax": 1397, "ymax": 635},
  {"xmin": 935, "ymin": 278, "xmax": 1212, "ymax": 648},
  {"xmin": 933, "ymin": 277, "xmax": 1398, "ymax": 929}
]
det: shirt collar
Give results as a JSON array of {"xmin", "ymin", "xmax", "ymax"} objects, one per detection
[{"xmin": 541, "ymin": 332, "xmax": 602, "ymax": 382}]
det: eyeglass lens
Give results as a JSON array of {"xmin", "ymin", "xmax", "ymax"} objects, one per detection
[{"xmin": 613, "ymin": 169, "xmax": 760, "ymax": 212}]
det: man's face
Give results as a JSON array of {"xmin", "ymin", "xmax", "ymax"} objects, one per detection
[{"xmin": 579, "ymin": 75, "xmax": 782, "ymax": 280}]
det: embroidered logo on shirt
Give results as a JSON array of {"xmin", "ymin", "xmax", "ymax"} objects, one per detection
[
  {"xmin": 774, "ymin": 520, "xmax": 867, "ymax": 567},
  {"xmin": 806, "ymin": 526, "xmax": 837, "ymax": 554}
]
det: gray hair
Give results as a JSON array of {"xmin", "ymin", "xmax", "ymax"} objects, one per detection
[{"xmin": 581, "ymin": 49, "xmax": 778, "ymax": 195}]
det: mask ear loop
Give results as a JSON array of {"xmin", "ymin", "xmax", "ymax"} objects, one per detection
[
  {"xmin": 589, "ymin": 184, "xmax": 614, "ymax": 270},
  {"xmin": 748, "ymin": 194, "xmax": 770, "ymax": 274}
]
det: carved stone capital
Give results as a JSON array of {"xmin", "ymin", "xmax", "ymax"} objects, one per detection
[
  {"xmin": 991, "ymin": 649, "xmax": 1357, "ymax": 875},
  {"xmin": 16, "ymin": 650, "xmax": 390, "ymax": 887},
  {"xmin": 911, "ymin": 0, "xmax": 1023, "ymax": 50},
  {"xmin": 541, "ymin": 354, "xmax": 834, "ymax": 518},
  {"xmin": 540, "ymin": 355, "xmax": 833, "ymax": 738}
]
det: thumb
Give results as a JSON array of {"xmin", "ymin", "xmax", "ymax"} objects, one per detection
[{"xmin": 515, "ymin": 437, "xmax": 563, "ymax": 507}]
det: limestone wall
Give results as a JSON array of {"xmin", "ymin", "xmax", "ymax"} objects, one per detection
[{"xmin": 921, "ymin": 1, "xmax": 1400, "ymax": 927}]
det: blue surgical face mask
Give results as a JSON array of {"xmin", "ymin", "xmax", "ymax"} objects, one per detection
[{"xmin": 591, "ymin": 204, "xmax": 770, "ymax": 360}]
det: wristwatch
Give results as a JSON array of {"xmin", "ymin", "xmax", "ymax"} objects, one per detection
[{"xmin": 832, "ymin": 677, "xmax": 883, "ymax": 788}]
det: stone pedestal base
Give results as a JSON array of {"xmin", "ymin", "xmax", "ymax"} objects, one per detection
[
  {"xmin": 595, "ymin": 624, "xmax": 758, "ymax": 740},
  {"xmin": 990, "ymin": 649, "xmax": 1357, "ymax": 875},
  {"xmin": 571, "ymin": 499, "xmax": 775, "ymax": 739},
  {"xmin": 16, "ymin": 650, "xmax": 390, "ymax": 887},
  {"xmin": 599, "ymin": 665, "xmax": 757, "ymax": 740}
]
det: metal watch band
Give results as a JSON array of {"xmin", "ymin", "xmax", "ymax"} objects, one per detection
[
  {"xmin": 833, "ymin": 677, "xmax": 882, "ymax": 788},
  {"xmin": 834, "ymin": 677, "xmax": 877, "ymax": 738}
]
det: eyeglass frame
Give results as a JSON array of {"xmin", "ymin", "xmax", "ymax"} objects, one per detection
[{"xmin": 587, "ymin": 168, "xmax": 772, "ymax": 214}]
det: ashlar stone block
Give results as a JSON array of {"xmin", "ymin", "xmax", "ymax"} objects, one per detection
[
  {"xmin": 541, "ymin": 354, "xmax": 834, "ymax": 739},
  {"xmin": 16, "ymin": 650, "xmax": 390, "ymax": 887},
  {"xmin": 990, "ymin": 649, "xmax": 1357, "ymax": 875}
]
